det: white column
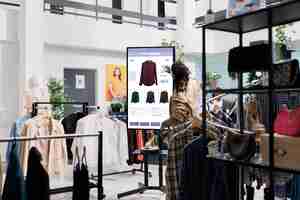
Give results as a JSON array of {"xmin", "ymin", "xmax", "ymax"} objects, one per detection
[{"xmin": 18, "ymin": 0, "xmax": 45, "ymax": 113}]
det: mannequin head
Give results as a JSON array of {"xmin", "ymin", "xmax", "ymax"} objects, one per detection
[
  {"xmin": 28, "ymin": 76, "xmax": 43, "ymax": 89},
  {"xmin": 171, "ymin": 62, "xmax": 190, "ymax": 93}
]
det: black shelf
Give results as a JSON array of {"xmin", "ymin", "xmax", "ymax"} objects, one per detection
[
  {"xmin": 206, "ymin": 87, "xmax": 300, "ymax": 94},
  {"xmin": 208, "ymin": 156, "xmax": 300, "ymax": 175},
  {"xmin": 203, "ymin": 0, "xmax": 300, "ymax": 33}
]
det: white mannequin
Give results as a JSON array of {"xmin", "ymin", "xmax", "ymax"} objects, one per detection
[{"xmin": 24, "ymin": 76, "xmax": 49, "ymax": 114}]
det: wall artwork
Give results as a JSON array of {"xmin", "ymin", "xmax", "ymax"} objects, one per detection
[
  {"xmin": 227, "ymin": 0, "xmax": 261, "ymax": 17},
  {"xmin": 105, "ymin": 64, "xmax": 127, "ymax": 102}
]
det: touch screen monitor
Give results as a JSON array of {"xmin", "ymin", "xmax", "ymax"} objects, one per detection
[{"xmin": 127, "ymin": 47, "xmax": 175, "ymax": 129}]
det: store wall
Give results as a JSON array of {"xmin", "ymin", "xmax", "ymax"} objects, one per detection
[
  {"xmin": 44, "ymin": 44, "xmax": 126, "ymax": 107},
  {"xmin": 0, "ymin": 7, "xmax": 19, "ymax": 160}
]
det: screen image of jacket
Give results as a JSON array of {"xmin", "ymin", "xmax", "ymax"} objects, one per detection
[
  {"xmin": 139, "ymin": 60, "xmax": 158, "ymax": 86},
  {"xmin": 160, "ymin": 91, "xmax": 169, "ymax": 103},
  {"xmin": 131, "ymin": 91, "xmax": 140, "ymax": 103},
  {"xmin": 146, "ymin": 91, "xmax": 155, "ymax": 103}
]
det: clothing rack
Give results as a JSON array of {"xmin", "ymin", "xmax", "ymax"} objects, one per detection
[
  {"xmin": 117, "ymin": 133, "xmax": 164, "ymax": 198},
  {"xmin": 32, "ymin": 102, "xmax": 89, "ymax": 117},
  {"xmin": 3, "ymin": 133, "xmax": 104, "ymax": 199}
]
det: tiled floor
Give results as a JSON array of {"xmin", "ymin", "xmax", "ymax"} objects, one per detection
[
  {"xmin": 51, "ymin": 164, "xmax": 266, "ymax": 200},
  {"xmin": 51, "ymin": 164, "xmax": 164, "ymax": 200}
]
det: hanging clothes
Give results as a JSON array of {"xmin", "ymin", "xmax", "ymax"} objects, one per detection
[
  {"xmin": 180, "ymin": 136, "xmax": 209, "ymax": 200},
  {"xmin": 79, "ymin": 160, "xmax": 90, "ymax": 199},
  {"xmin": 26, "ymin": 147, "xmax": 50, "ymax": 200},
  {"xmin": 6, "ymin": 115, "xmax": 30, "ymax": 162},
  {"xmin": 2, "ymin": 143, "xmax": 26, "ymax": 200},
  {"xmin": 73, "ymin": 160, "xmax": 81, "ymax": 200},
  {"xmin": 160, "ymin": 93, "xmax": 195, "ymax": 200},
  {"xmin": 115, "ymin": 119, "xmax": 130, "ymax": 165},
  {"xmin": 290, "ymin": 175, "xmax": 300, "ymax": 200},
  {"xmin": 72, "ymin": 148, "xmax": 90, "ymax": 200},
  {"xmin": 136, "ymin": 129, "xmax": 144, "ymax": 161},
  {"xmin": 20, "ymin": 115, "xmax": 67, "ymax": 176},
  {"xmin": 161, "ymin": 121, "xmax": 194, "ymax": 200},
  {"xmin": 62, "ymin": 112, "xmax": 86, "ymax": 161},
  {"xmin": 72, "ymin": 111, "xmax": 129, "ymax": 172},
  {"xmin": 0, "ymin": 154, "xmax": 3, "ymax": 200}
]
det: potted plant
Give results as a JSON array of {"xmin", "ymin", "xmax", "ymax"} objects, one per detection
[
  {"xmin": 111, "ymin": 102, "xmax": 123, "ymax": 113},
  {"xmin": 48, "ymin": 78, "xmax": 71, "ymax": 120},
  {"xmin": 207, "ymin": 72, "xmax": 222, "ymax": 89},
  {"xmin": 274, "ymin": 25, "xmax": 295, "ymax": 61}
]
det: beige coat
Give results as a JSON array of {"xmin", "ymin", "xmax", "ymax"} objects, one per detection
[{"xmin": 20, "ymin": 115, "xmax": 67, "ymax": 176}]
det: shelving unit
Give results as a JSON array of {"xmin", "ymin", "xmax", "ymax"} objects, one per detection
[{"xmin": 201, "ymin": 1, "xmax": 300, "ymax": 200}]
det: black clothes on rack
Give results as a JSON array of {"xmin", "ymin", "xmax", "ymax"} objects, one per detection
[
  {"xmin": 2, "ymin": 143, "xmax": 26, "ymax": 200},
  {"xmin": 146, "ymin": 91, "xmax": 155, "ymax": 104},
  {"xmin": 180, "ymin": 137, "xmax": 209, "ymax": 200},
  {"xmin": 181, "ymin": 136, "xmax": 239, "ymax": 200},
  {"xmin": 62, "ymin": 112, "xmax": 86, "ymax": 160},
  {"xmin": 73, "ymin": 160, "xmax": 90, "ymax": 199},
  {"xmin": 26, "ymin": 147, "xmax": 50, "ymax": 200}
]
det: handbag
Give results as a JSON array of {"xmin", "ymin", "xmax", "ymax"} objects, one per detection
[
  {"xmin": 272, "ymin": 59, "xmax": 300, "ymax": 88},
  {"xmin": 226, "ymin": 132, "xmax": 256, "ymax": 161},
  {"xmin": 274, "ymin": 106, "xmax": 300, "ymax": 137},
  {"xmin": 228, "ymin": 44, "xmax": 271, "ymax": 73}
]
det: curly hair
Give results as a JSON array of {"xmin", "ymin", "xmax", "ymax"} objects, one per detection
[{"xmin": 171, "ymin": 62, "xmax": 190, "ymax": 93}]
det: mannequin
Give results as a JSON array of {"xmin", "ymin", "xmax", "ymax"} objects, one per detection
[
  {"xmin": 160, "ymin": 63, "xmax": 201, "ymax": 200},
  {"xmin": 24, "ymin": 76, "xmax": 49, "ymax": 114}
]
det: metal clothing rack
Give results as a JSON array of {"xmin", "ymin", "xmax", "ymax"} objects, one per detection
[
  {"xmin": 200, "ymin": 1, "xmax": 300, "ymax": 199},
  {"xmin": 117, "ymin": 134, "xmax": 164, "ymax": 198},
  {"xmin": 32, "ymin": 102, "xmax": 89, "ymax": 117},
  {"xmin": 3, "ymin": 133, "xmax": 104, "ymax": 199}
]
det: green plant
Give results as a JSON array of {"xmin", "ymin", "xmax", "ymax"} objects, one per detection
[
  {"xmin": 111, "ymin": 102, "xmax": 123, "ymax": 113},
  {"xmin": 161, "ymin": 39, "xmax": 184, "ymax": 63},
  {"xmin": 48, "ymin": 78, "xmax": 70, "ymax": 120},
  {"xmin": 206, "ymin": 72, "xmax": 222, "ymax": 81},
  {"xmin": 275, "ymin": 25, "xmax": 288, "ymax": 47}
]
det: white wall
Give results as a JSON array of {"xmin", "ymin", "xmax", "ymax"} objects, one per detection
[
  {"xmin": 44, "ymin": 14, "xmax": 174, "ymax": 52},
  {"xmin": 0, "ymin": 7, "xmax": 19, "ymax": 146},
  {"xmin": 44, "ymin": 44, "xmax": 126, "ymax": 106}
]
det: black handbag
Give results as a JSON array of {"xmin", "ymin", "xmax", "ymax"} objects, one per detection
[
  {"xmin": 272, "ymin": 59, "xmax": 300, "ymax": 87},
  {"xmin": 226, "ymin": 133, "xmax": 256, "ymax": 161},
  {"xmin": 228, "ymin": 44, "xmax": 271, "ymax": 73}
]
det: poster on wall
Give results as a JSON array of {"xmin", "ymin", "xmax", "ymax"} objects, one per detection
[
  {"xmin": 227, "ymin": 0, "xmax": 261, "ymax": 17},
  {"xmin": 127, "ymin": 47, "xmax": 175, "ymax": 130},
  {"xmin": 105, "ymin": 64, "xmax": 127, "ymax": 102}
]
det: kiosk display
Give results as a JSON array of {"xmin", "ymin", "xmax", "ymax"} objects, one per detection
[{"xmin": 127, "ymin": 47, "xmax": 175, "ymax": 129}]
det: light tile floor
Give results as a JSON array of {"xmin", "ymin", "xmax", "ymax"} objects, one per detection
[
  {"xmin": 51, "ymin": 164, "xmax": 164, "ymax": 200},
  {"xmin": 51, "ymin": 164, "xmax": 266, "ymax": 200}
]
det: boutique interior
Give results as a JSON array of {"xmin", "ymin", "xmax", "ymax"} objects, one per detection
[{"xmin": 1, "ymin": 0, "xmax": 300, "ymax": 200}]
